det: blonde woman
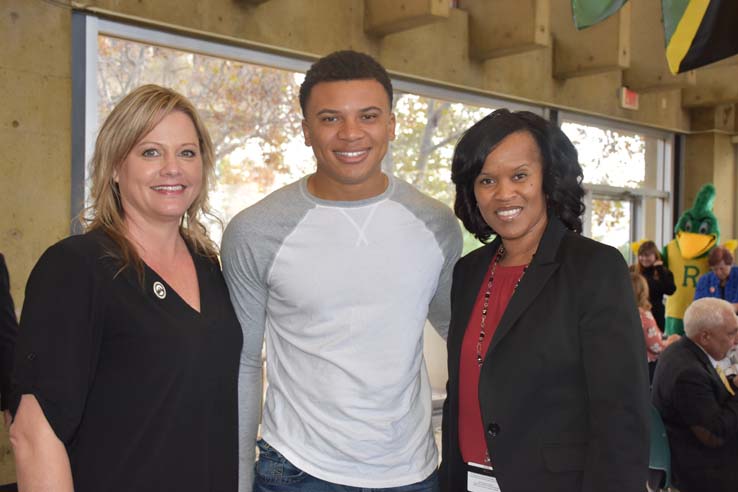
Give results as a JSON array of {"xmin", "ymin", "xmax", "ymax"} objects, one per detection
[
  {"xmin": 630, "ymin": 271, "xmax": 678, "ymax": 381},
  {"xmin": 10, "ymin": 85, "xmax": 241, "ymax": 492}
]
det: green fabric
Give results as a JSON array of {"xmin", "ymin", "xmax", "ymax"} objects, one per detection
[
  {"xmin": 664, "ymin": 317, "xmax": 684, "ymax": 336},
  {"xmin": 571, "ymin": 0, "xmax": 628, "ymax": 29},
  {"xmin": 674, "ymin": 184, "xmax": 719, "ymax": 241},
  {"xmin": 661, "ymin": 0, "xmax": 691, "ymax": 44}
]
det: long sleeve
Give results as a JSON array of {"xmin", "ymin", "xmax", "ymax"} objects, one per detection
[
  {"xmin": 427, "ymin": 219, "xmax": 462, "ymax": 340},
  {"xmin": 672, "ymin": 366, "xmax": 738, "ymax": 444},
  {"xmin": 221, "ymin": 225, "xmax": 268, "ymax": 492},
  {"xmin": 657, "ymin": 265, "xmax": 676, "ymax": 296},
  {"xmin": 694, "ymin": 273, "xmax": 713, "ymax": 299},
  {"xmin": 579, "ymin": 246, "xmax": 650, "ymax": 492}
]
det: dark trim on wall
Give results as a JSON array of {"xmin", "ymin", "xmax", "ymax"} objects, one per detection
[{"xmin": 70, "ymin": 11, "xmax": 87, "ymax": 235}]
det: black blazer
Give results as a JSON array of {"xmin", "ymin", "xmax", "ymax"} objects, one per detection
[
  {"xmin": 0, "ymin": 254, "xmax": 17, "ymax": 411},
  {"xmin": 651, "ymin": 337, "xmax": 738, "ymax": 491},
  {"xmin": 440, "ymin": 217, "xmax": 650, "ymax": 492}
]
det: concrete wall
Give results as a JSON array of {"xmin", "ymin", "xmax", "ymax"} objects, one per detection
[
  {"xmin": 683, "ymin": 132, "xmax": 736, "ymax": 241},
  {"xmin": 1, "ymin": 1, "xmax": 73, "ymax": 479},
  {"xmin": 1, "ymin": 0, "xmax": 737, "ymax": 484}
]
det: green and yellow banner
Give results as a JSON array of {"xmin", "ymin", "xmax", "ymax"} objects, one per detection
[{"xmin": 663, "ymin": 0, "xmax": 738, "ymax": 74}]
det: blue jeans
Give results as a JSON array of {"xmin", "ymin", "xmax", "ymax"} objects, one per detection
[{"xmin": 253, "ymin": 440, "xmax": 440, "ymax": 492}]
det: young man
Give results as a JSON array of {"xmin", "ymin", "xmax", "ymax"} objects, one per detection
[{"xmin": 222, "ymin": 51, "xmax": 462, "ymax": 492}]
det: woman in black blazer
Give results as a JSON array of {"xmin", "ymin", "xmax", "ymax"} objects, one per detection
[{"xmin": 439, "ymin": 110, "xmax": 650, "ymax": 492}]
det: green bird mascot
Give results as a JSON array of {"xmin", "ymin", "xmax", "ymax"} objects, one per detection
[{"xmin": 663, "ymin": 184, "xmax": 718, "ymax": 336}]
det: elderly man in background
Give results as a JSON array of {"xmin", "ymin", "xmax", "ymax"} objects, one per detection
[{"xmin": 652, "ymin": 297, "xmax": 738, "ymax": 492}]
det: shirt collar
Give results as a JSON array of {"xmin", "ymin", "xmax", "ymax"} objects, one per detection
[{"xmin": 695, "ymin": 343, "xmax": 720, "ymax": 368}]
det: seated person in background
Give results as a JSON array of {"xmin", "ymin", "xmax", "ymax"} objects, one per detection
[
  {"xmin": 631, "ymin": 240, "xmax": 675, "ymax": 330},
  {"xmin": 630, "ymin": 272, "xmax": 678, "ymax": 382},
  {"xmin": 652, "ymin": 297, "xmax": 738, "ymax": 492},
  {"xmin": 694, "ymin": 246, "xmax": 738, "ymax": 312}
]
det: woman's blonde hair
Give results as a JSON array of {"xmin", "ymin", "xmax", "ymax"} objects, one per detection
[
  {"xmin": 630, "ymin": 272, "xmax": 651, "ymax": 311},
  {"xmin": 84, "ymin": 84, "xmax": 218, "ymax": 277}
]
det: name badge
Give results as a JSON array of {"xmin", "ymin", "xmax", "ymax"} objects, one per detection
[{"xmin": 466, "ymin": 462, "xmax": 500, "ymax": 492}]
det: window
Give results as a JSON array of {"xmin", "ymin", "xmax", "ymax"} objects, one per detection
[
  {"xmin": 95, "ymin": 34, "xmax": 312, "ymax": 243},
  {"xmin": 561, "ymin": 115, "xmax": 673, "ymax": 260},
  {"xmin": 78, "ymin": 17, "xmax": 542, "ymax": 253}
]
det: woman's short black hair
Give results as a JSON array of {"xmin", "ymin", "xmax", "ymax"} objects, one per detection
[
  {"xmin": 299, "ymin": 50, "xmax": 393, "ymax": 114},
  {"xmin": 452, "ymin": 109, "xmax": 585, "ymax": 243}
]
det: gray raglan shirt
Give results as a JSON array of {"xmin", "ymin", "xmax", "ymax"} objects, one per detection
[{"xmin": 221, "ymin": 174, "xmax": 462, "ymax": 490}]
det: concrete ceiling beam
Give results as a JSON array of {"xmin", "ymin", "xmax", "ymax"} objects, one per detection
[
  {"xmin": 690, "ymin": 104, "xmax": 737, "ymax": 133},
  {"xmin": 379, "ymin": 8, "xmax": 477, "ymax": 87},
  {"xmin": 550, "ymin": 0, "xmax": 630, "ymax": 79},
  {"xmin": 364, "ymin": 0, "xmax": 449, "ymax": 37},
  {"xmin": 622, "ymin": 0, "xmax": 695, "ymax": 92},
  {"xmin": 683, "ymin": 65, "xmax": 738, "ymax": 108},
  {"xmin": 459, "ymin": 0, "xmax": 550, "ymax": 60}
]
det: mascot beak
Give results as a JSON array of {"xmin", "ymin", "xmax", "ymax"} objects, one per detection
[{"xmin": 676, "ymin": 231, "xmax": 717, "ymax": 259}]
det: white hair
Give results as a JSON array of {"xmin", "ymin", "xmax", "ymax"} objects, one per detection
[{"xmin": 684, "ymin": 297, "xmax": 736, "ymax": 339}]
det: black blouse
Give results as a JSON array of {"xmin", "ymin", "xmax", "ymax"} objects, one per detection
[
  {"xmin": 11, "ymin": 229, "xmax": 242, "ymax": 492},
  {"xmin": 641, "ymin": 264, "xmax": 676, "ymax": 330}
]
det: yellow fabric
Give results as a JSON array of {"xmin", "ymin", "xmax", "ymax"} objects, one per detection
[
  {"xmin": 724, "ymin": 239, "xmax": 738, "ymax": 253},
  {"xmin": 716, "ymin": 365, "xmax": 736, "ymax": 396},
  {"xmin": 664, "ymin": 239, "xmax": 710, "ymax": 320},
  {"xmin": 666, "ymin": 0, "xmax": 710, "ymax": 74}
]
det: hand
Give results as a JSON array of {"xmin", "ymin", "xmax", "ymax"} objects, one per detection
[
  {"xmin": 654, "ymin": 260, "xmax": 664, "ymax": 267},
  {"xmin": 665, "ymin": 334, "xmax": 681, "ymax": 346}
]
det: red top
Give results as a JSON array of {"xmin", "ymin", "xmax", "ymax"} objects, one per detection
[{"xmin": 458, "ymin": 262, "xmax": 526, "ymax": 464}]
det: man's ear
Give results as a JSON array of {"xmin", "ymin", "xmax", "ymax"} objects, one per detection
[
  {"xmin": 388, "ymin": 113, "xmax": 396, "ymax": 142},
  {"xmin": 302, "ymin": 119, "xmax": 312, "ymax": 146}
]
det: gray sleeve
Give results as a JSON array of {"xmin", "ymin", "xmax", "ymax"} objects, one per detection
[
  {"xmin": 220, "ymin": 181, "xmax": 312, "ymax": 492},
  {"xmin": 392, "ymin": 179, "xmax": 462, "ymax": 340},
  {"xmin": 427, "ymin": 209, "xmax": 462, "ymax": 340},
  {"xmin": 221, "ymin": 215, "xmax": 268, "ymax": 492}
]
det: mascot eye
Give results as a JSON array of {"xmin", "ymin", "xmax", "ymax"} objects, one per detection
[
  {"xmin": 698, "ymin": 221, "xmax": 710, "ymax": 234},
  {"xmin": 683, "ymin": 220, "xmax": 692, "ymax": 232}
]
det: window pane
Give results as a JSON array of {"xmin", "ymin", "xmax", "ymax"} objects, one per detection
[
  {"xmin": 591, "ymin": 197, "xmax": 631, "ymax": 259},
  {"xmin": 97, "ymin": 35, "xmax": 311, "ymax": 243},
  {"xmin": 390, "ymin": 92, "xmax": 492, "ymax": 254},
  {"xmin": 561, "ymin": 121, "xmax": 646, "ymax": 188}
]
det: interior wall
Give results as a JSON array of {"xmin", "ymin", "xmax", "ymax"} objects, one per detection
[
  {"xmin": 1, "ymin": 0, "xmax": 73, "ymax": 480},
  {"xmin": 683, "ymin": 133, "xmax": 736, "ymax": 241}
]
